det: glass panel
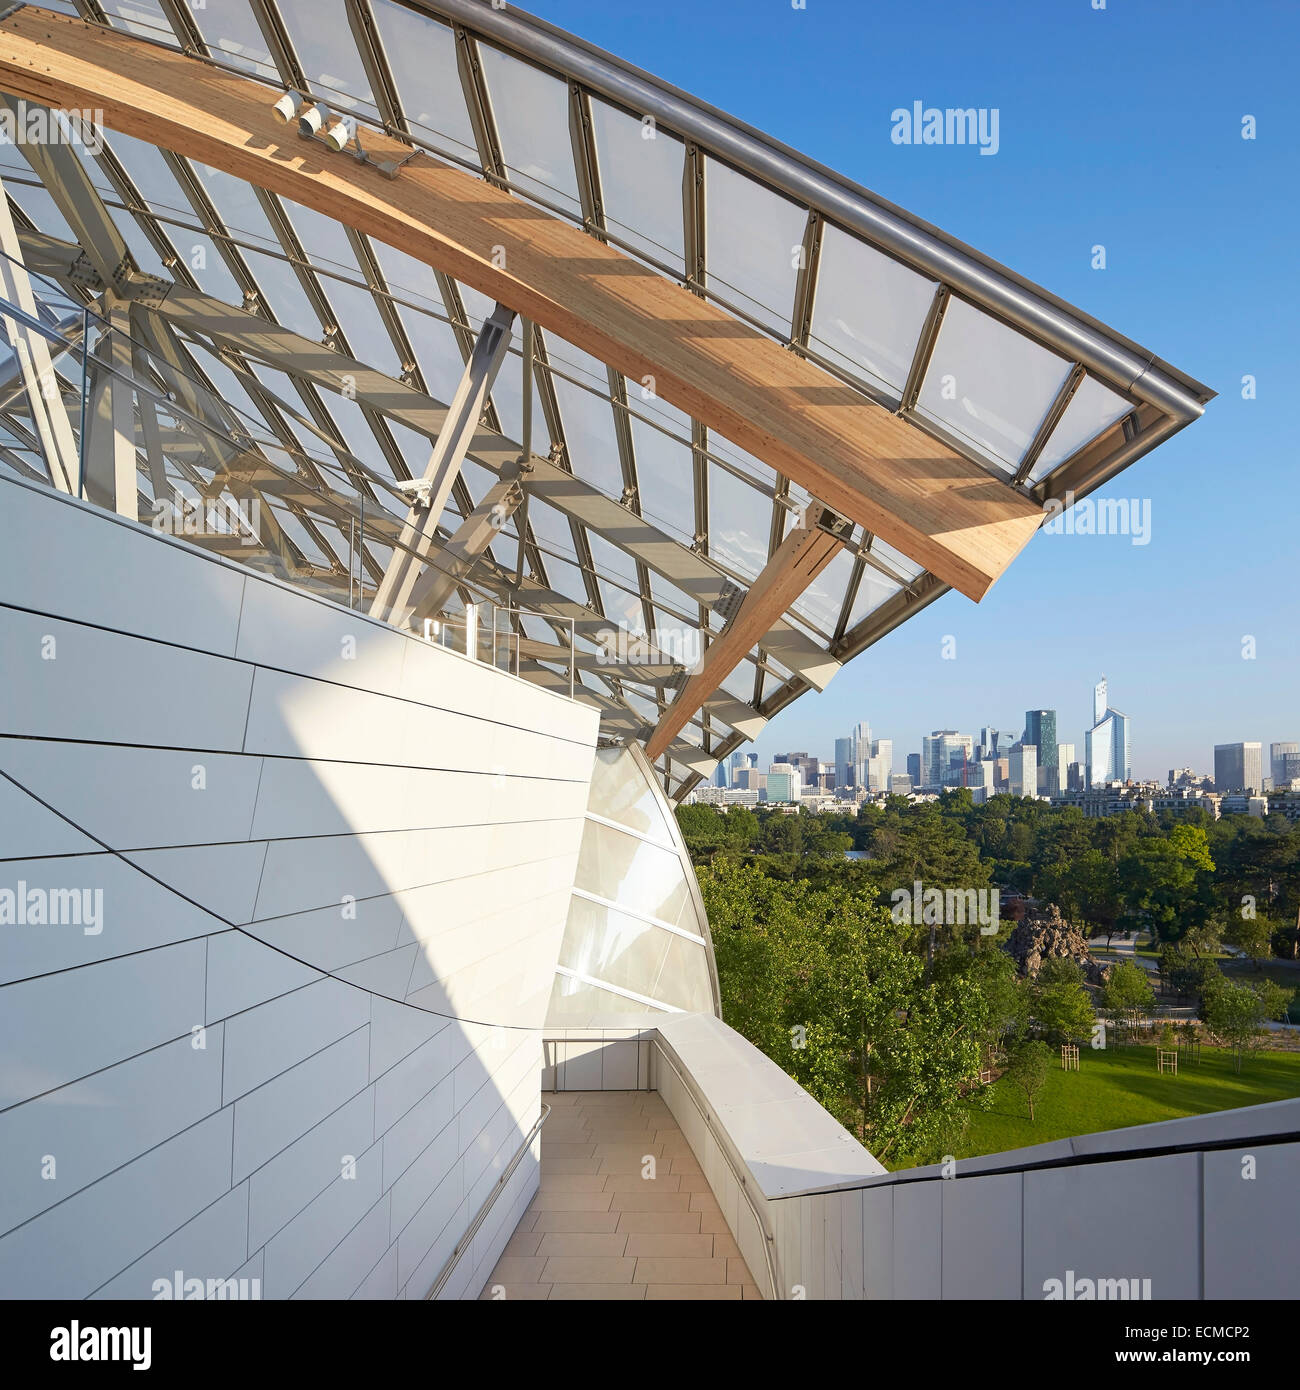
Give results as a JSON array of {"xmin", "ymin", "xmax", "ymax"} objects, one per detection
[
  {"xmin": 101, "ymin": 0, "xmax": 175, "ymax": 43},
  {"xmin": 546, "ymin": 974, "xmax": 672, "ymax": 1024},
  {"xmin": 1029, "ymin": 374, "xmax": 1132, "ymax": 483},
  {"xmin": 588, "ymin": 99, "xmax": 685, "ymax": 269},
  {"xmin": 707, "ymin": 464, "xmax": 772, "ymax": 579},
  {"xmin": 371, "ymin": 0, "xmax": 479, "ymax": 167},
  {"xmin": 654, "ymin": 934, "xmax": 713, "ymax": 1012},
  {"xmin": 192, "ymin": 0, "xmax": 279, "ymax": 83},
  {"xmin": 278, "ymin": 0, "xmax": 377, "ymax": 116},
  {"xmin": 704, "ymin": 158, "xmax": 805, "ymax": 334},
  {"xmin": 560, "ymin": 895, "xmax": 673, "ymax": 989},
  {"xmin": 551, "ymin": 367, "xmax": 623, "ymax": 500},
  {"xmin": 915, "ymin": 297, "xmax": 1072, "ymax": 470},
  {"xmin": 631, "ymin": 413, "xmax": 694, "ymax": 544},
  {"xmin": 477, "ymin": 46, "xmax": 582, "ymax": 218},
  {"xmin": 791, "ymin": 544, "xmax": 855, "ymax": 637},
  {"xmin": 845, "ymin": 561, "xmax": 903, "ymax": 629},
  {"xmin": 810, "ymin": 224, "xmax": 937, "ymax": 396},
  {"xmin": 241, "ymin": 248, "xmax": 324, "ymax": 340}
]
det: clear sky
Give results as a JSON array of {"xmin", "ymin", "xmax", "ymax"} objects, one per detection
[{"xmin": 532, "ymin": 0, "xmax": 1298, "ymax": 779}]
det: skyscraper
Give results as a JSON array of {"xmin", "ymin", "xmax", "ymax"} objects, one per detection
[
  {"xmin": 834, "ymin": 736, "xmax": 854, "ymax": 789},
  {"xmin": 1010, "ymin": 742, "xmax": 1038, "ymax": 797},
  {"xmin": 1215, "ymin": 743, "xmax": 1264, "ymax": 794},
  {"xmin": 1086, "ymin": 677, "xmax": 1132, "ymax": 786},
  {"xmin": 1271, "ymin": 742, "xmax": 1299, "ymax": 785},
  {"xmin": 1024, "ymin": 711, "xmax": 1058, "ymax": 773},
  {"xmin": 906, "ymin": 752, "xmax": 921, "ymax": 785},
  {"xmin": 851, "ymin": 720, "xmax": 872, "ymax": 787},
  {"xmin": 869, "ymin": 738, "xmax": 893, "ymax": 790},
  {"xmin": 922, "ymin": 731, "xmax": 972, "ymax": 788},
  {"xmin": 766, "ymin": 764, "xmax": 803, "ymax": 803}
]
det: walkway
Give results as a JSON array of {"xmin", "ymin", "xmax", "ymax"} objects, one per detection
[{"xmin": 482, "ymin": 1090, "xmax": 762, "ymax": 1300}]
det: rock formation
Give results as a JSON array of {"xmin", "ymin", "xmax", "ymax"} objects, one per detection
[{"xmin": 1003, "ymin": 902, "xmax": 1113, "ymax": 985}]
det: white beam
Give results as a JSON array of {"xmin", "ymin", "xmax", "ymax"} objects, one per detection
[
  {"xmin": 0, "ymin": 175, "xmax": 79, "ymax": 492},
  {"xmin": 370, "ymin": 303, "xmax": 515, "ymax": 624}
]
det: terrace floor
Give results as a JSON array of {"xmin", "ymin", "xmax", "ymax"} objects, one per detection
[{"xmin": 482, "ymin": 1089, "xmax": 762, "ymax": 1300}]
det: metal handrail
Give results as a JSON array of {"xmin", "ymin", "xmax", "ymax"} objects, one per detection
[{"xmin": 425, "ymin": 1102, "xmax": 551, "ymax": 1301}]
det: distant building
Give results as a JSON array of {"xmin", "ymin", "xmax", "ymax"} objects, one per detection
[
  {"xmin": 1219, "ymin": 793, "xmax": 1268, "ymax": 818},
  {"xmin": 1052, "ymin": 785, "xmax": 1222, "ymax": 819},
  {"xmin": 765, "ymin": 764, "xmax": 802, "ymax": 803},
  {"xmin": 870, "ymin": 738, "xmax": 893, "ymax": 791},
  {"xmin": 1025, "ymin": 711, "xmax": 1058, "ymax": 775},
  {"xmin": 1214, "ymin": 742, "xmax": 1264, "ymax": 794},
  {"xmin": 889, "ymin": 773, "xmax": 914, "ymax": 795},
  {"xmin": 922, "ymin": 730, "xmax": 972, "ymax": 789},
  {"xmin": 1010, "ymin": 742, "xmax": 1038, "ymax": 797},
  {"xmin": 834, "ymin": 736, "xmax": 854, "ymax": 789},
  {"xmin": 1270, "ymin": 742, "xmax": 1299, "ymax": 785},
  {"xmin": 906, "ymin": 752, "xmax": 921, "ymax": 784},
  {"xmin": 1086, "ymin": 677, "xmax": 1132, "ymax": 786}
]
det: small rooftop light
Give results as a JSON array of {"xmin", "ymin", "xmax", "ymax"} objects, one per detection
[{"xmin": 272, "ymin": 90, "xmax": 304, "ymax": 124}]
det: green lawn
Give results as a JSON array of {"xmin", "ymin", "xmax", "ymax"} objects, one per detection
[{"xmin": 896, "ymin": 1043, "xmax": 1300, "ymax": 1169}]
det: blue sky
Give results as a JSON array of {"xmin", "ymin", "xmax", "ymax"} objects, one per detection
[{"xmin": 533, "ymin": 0, "xmax": 1298, "ymax": 778}]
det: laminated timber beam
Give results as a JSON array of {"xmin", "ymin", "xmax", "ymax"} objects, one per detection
[
  {"xmin": 0, "ymin": 7, "xmax": 1042, "ymax": 601},
  {"xmin": 645, "ymin": 506, "xmax": 848, "ymax": 761}
]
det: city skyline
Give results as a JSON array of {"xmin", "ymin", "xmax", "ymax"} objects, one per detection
[{"xmin": 747, "ymin": 671, "xmax": 1292, "ymax": 788}]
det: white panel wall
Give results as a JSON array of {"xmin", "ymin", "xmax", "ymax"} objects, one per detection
[{"xmin": 0, "ymin": 479, "xmax": 599, "ymax": 1300}]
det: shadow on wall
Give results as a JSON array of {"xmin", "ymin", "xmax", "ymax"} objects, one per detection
[{"xmin": 0, "ymin": 476, "xmax": 599, "ymax": 1301}]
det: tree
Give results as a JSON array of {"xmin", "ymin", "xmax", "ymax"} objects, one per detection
[
  {"xmin": 1003, "ymin": 1041, "xmax": 1052, "ymax": 1122},
  {"xmin": 1199, "ymin": 975, "xmax": 1285, "ymax": 1073},
  {"xmin": 1102, "ymin": 960, "xmax": 1155, "ymax": 1029},
  {"xmin": 1033, "ymin": 970, "xmax": 1095, "ymax": 1044},
  {"xmin": 1226, "ymin": 913, "xmax": 1273, "ymax": 968},
  {"xmin": 700, "ymin": 859, "xmax": 989, "ymax": 1165}
]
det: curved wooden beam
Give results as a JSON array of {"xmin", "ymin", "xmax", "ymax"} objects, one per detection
[{"xmin": 0, "ymin": 6, "xmax": 1043, "ymax": 600}]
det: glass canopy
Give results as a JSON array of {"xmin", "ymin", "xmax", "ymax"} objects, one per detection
[{"xmin": 0, "ymin": 0, "xmax": 1211, "ymax": 800}]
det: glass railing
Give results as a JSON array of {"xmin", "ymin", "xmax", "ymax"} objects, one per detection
[{"xmin": 0, "ymin": 249, "xmax": 576, "ymax": 697}]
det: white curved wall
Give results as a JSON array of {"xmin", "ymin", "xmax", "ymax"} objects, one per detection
[{"xmin": 0, "ymin": 478, "xmax": 599, "ymax": 1299}]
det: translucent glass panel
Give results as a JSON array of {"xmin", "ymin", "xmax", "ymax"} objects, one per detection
[
  {"xmin": 704, "ymin": 158, "xmax": 805, "ymax": 334},
  {"xmin": 547, "ymin": 746, "xmax": 718, "ymax": 1025},
  {"xmin": 192, "ymin": 1, "xmax": 280, "ymax": 84},
  {"xmin": 587, "ymin": 746, "xmax": 676, "ymax": 843},
  {"xmin": 707, "ymin": 464, "xmax": 772, "ymax": 580},
  {"xmin": 588, "ymin": 99, "xmax": 685, "ymax": 269},
  {"xmin": 477, "ymin": 46, "xmax": 582, "ymax": 219},
  {"xmin": 916, "ymin": 296, "xmax": 1073, "ymax": 472},
  {"xmin": 791, "ymin": 544, "xmax": 855, "ymax": 637},
  {"xmin": 101, "ymin": 0, "xmax": 174, "ymax": 43},
  {"xmin": 630, "ymin": 403, "xmax": 695, "ymax": 544},
  {"xmin": 1028, "ymin": 373, "xmax": 1133, "ymax": 483},
  {"xmin": 278, "ymin": 0, "xmax": 377, "ymax": 116},
  {"xmin": 809, "ymin": 225, "xmax": 938, "ymax": 397}
]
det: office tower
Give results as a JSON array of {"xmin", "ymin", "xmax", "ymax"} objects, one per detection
[
  {"xmin": 1282, "ymin": 752, "xmax": 1300, "ymax": 787},
  {"xmin": 766, "ymin": 764, "xmax": 802, "ymax": 802},
  {"xmin": 1086, "ymin": 677, "xmax": 1132, "ymax": 785},
  {"xmin": 1271, "ymin": 742, "xmax": 1299, "ymax": 785},
  {"xmin": 923, "ymin": 731, "xmax": 973, "ymax": 788},
  {"xmin": 1010, "ymin": 742, "xmax": 1038, "ymax": 797},
  {"xmin": 869, "ymin": 738, "xmax": 893, "ymax": 790},
  {"xmin": 851, "ymin": 720, "xmax": 872, "ymax": 787},
  {"xmin": 1024, "ymin": 711, "xmax": 1058, "ymax": 774},
  {"xmin": 1067, "ymin": 761, "xmax": 1087, "ymax": 791},
  {"xmin": 834, "ymin": 736, "xmax": 854, "ymax": 788},
  {"xmin": 745, "ymin": 752, "xmax": 759, "ymax": 769},
  {"xmin": 969, "ymin": 760, "xmax": 994, "ymax": 792},
  {"xmin": 907, "ymin": 752, "xmax": 922, "ymax": 785},
  {"xmin": 713, "ymin": 760, "xmax": 728, "ymax": 788},
  {"xmin": 779, "ymin": 751, "xmax": 819, "ymax": 787},
  {"xmin": 1215, "ymin": 743, "xmax": 1264, "ymax": 794},
  {"xmin": 889, "ymin": 773, "xmax": 914, "ymax": 794}
]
